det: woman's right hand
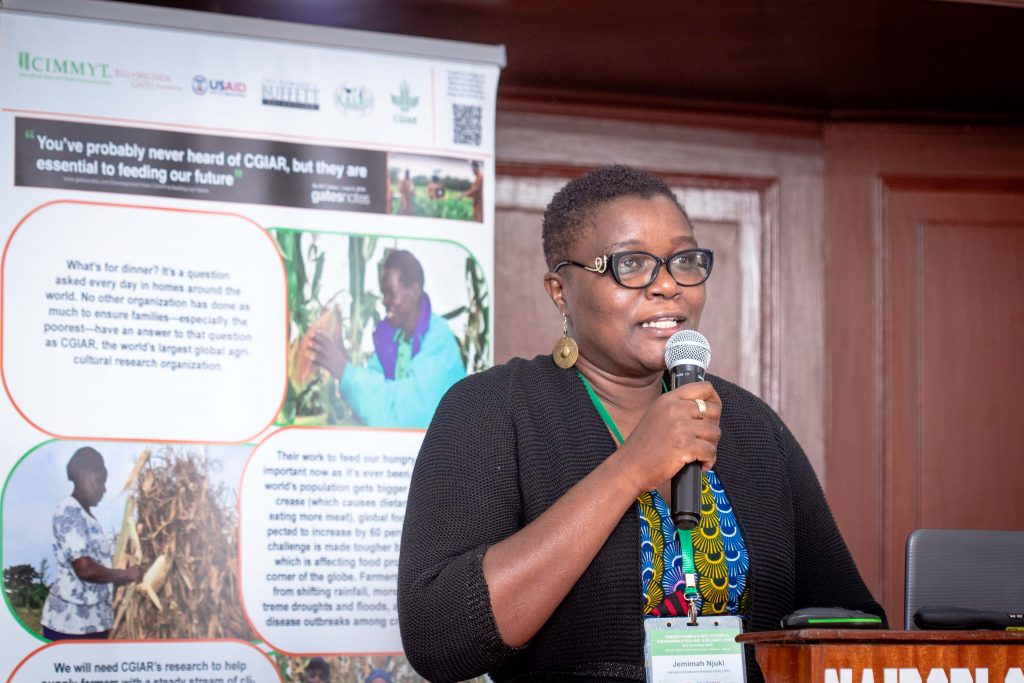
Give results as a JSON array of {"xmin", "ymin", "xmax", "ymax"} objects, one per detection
[
  {"xmin": 71, "ymin": 557, "xmax": 144, "ymax": 585},
  {"xmin": 481, "ymin": 380, "xmax": 721, "ymax": 647},
  {"xmin": 609, "ymin": 380, "xmax": 722, "ymax": 496},
  {"xmin": 124, "ymin": 564, "xmax": 144, "ymax": 584},
  {"xmin": 309, "ymin": 330, "xmax": 350, "ymax": 379}
]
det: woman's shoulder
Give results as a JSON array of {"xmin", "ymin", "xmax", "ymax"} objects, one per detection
[
  {"xmin": 449, "ymin": 354, "xmax": 562, "ymax": 389},
  {"xmin": 52, "ymin": 496, "xmax": 92, "ymax": 535},
  {"xmin": 54, "ymin": 496, "xmax": 83, "ymax": 515},
  {"xmin": 436, "ymin": 355, "xmax": 570, "ymax": 414},
  {"xmin": 708, "ymin": 373, "xmax": 784, "ymax": 431}
]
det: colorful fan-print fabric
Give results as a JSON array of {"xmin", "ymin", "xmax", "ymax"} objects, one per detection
[{"xmin": 638, "ymin": 469, "xmax": 750, "ymax": 617}]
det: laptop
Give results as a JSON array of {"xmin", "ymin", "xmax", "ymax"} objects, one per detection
[{"xmin": 905, "ymin": 528, "xmax": 1024, "ymax": 630}]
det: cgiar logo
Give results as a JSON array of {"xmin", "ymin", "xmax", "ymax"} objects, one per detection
[
  {"xmin": 390, "ymin": 80, "xmax": 419, "ymax": 112},
  {"xmin": 390, "ymin": 80, "xmax": 420, "ymax": 124},
  {"xmin": 193, "ymin": 74, "xmax": 246, "ymax": 97},
  {"xmin": 18, "ymin": 51, "xmax": 111, "ymax": 83},
  {"xmin": 334, "ymin": 83, "xmax": 374, "ymax": 116}
]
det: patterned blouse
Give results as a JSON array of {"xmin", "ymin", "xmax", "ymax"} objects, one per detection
[
  {"xmin": 639, "ymin": 470, "xmax": 750, "ymax": 616},
  {"xmin": 41, "ymin": 496, "xmax": 115, "ymax": 635}
]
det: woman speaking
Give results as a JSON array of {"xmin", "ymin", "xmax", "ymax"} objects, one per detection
[{"xmin": 397, "ymin": 165, "xmax": 883, "ymax": 682}]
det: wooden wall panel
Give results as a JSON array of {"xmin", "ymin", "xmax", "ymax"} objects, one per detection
[
  {"xmin": 689, "ymin": 218, "xmax": 743, "ymax": 387},
  {"xmin": 919, "ymin": 223, "xmax": 1024, "ymax": 530},
  {"xmin": 493, "ymin": 205, "xmax": 560, "ymax": 363},
  {"xmin": 824, "ymin": 124, "xmax": 1024, "ymax": 628},
  {"xmin": 885, "ymin": 188, "xmax": 1024, "ymax": 628}
]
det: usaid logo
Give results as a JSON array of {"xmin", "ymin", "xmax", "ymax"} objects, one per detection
[{"xmin": 193, "ymin": 74, "xmax": 246, "ymax": 97}]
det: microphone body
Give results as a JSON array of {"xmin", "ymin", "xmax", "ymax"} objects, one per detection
[
  {"xmin": 669, "ymin": 363, "xmax": 705, "ymax": 530},
  {"xmin": 664, "ymin": 331, "xmax": 712, "ymax": 531}
]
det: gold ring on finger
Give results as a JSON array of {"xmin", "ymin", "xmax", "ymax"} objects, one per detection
[{"xmin": 693, "ymin": 398, "xmax": 707, "ymax": 420}]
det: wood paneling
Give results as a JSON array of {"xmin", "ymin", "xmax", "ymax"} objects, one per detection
[
  {"xmin": 825, "ymin": 124, "xmax": 1024, "ymax": 628},
  {"xmin": 741, "ymin": 629, "xmax": 1024, "ymax": 683},
  {"xmin": 126, "ymin": 0, "xmax": 1024, "ymax": 123},
  {"xmin": 885, "ymin": 187, "xmax": 1024, "ymax": 628},
  {"xmin": 493, "ymin": 205, "xmax": 560, "ymax": 363}
]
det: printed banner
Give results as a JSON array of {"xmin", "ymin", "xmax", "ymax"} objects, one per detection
[{"xmin": 0, "ymin": 7, "xmax": 500, "ymax": 682}]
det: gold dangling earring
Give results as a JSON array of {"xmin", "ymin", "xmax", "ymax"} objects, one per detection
[{"xmin": 552, "ymin": 314, "xmax": 579, "ymax": 369}]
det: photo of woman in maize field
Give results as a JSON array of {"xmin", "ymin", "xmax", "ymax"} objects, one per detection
[
  {"xmin": 2, "ymin": 440, "xmax": 251, "ymax": 642},
  {"xmin": 387, "ymin": 154, "xmax": 483, "ymax": 222},
  {"xmin": 274, "ymin": 230, "xmax": 491, "ymax": 429}
]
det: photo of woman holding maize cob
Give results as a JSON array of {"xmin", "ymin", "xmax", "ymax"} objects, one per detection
[
  {"xmin": 309, "ymin": 248, "xmax": 466, "ymax": 428},
  {"xmin": 39, "ymin": 447, "xmax": 144, "ymax": 640},
  {"xmin": 6, "ymin": 441, "xmax": 251, "ymax": 641}
]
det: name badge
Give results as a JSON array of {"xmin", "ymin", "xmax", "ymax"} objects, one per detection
[{"xmin": 644, "ymin": 615, "xmax": 745, "ymax": 683}]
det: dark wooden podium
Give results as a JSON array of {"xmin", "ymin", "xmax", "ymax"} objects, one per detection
[{"xmin": 737, "ymin": 629, "xmax": 1024, "ymax": 682}]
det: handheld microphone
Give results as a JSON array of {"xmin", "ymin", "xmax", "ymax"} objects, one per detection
[{"xmin": 664, "ymin": 330, "xmax": 711, "ymax": 530}]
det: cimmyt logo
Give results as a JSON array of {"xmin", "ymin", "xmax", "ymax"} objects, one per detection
[{"xmin": 18, "ymin": 51, "xmax": 111, "ymax": 84}]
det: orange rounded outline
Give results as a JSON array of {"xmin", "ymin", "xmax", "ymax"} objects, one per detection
[
  {"xmin": 0, "ymin": 199, "xmax": 289, "ymax": 445},
  {"xmin": 237, "ymin": 424, "xmax": 421, "ymax": 657},
  {"xmin": 6, "ymin": 637, "xmax": 283, "ymax": 683},
  {"xmin": 0, "ymin": 437, "xmax": 256, "ymax": 644}
]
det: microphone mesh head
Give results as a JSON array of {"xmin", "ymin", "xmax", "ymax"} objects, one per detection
[{"xmin": 664, "ymin": 330, "xmax": 711, "ymax": 371}]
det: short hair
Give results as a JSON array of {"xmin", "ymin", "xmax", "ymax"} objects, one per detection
[
  {"xmin": 382, "ymin": 249, "xmax": 425, "ymax": 289},
  {"xmin": 66, "ymin": 446, "xmax": 104, "ymax": 482},
  {"xmin": 305, "ymin": 658, "xmax": 330, "ymax": 679},
  {"xmin": 541, "ymin": 164, "xmax": 690, "ymax": 271}
]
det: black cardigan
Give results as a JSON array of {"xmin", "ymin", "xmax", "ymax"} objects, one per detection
[{"xmin": 398, "ymin": 355, "xmax": 884, "ymax": 682}]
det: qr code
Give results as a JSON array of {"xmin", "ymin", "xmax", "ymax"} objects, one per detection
[{"xmin": 453, "ymin": 104, "xmax": 482, "ymax": 146}]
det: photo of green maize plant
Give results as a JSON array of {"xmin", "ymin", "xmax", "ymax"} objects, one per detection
[
  {"xmin": 389, "ymin": 167, "xmax": 475, "ymax": 221},
  {"xmin": 273, "ymin": 229, "xmax": 491, "ymax": 427}
]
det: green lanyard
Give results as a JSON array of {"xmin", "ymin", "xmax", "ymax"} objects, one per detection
[{"xmin": 577, "ymin": 371, "xmax": 700, "ymax": 620}]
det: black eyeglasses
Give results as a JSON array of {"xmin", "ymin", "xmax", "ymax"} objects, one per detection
[{"xmin": 553, "ymin": 248, "xmax": 713, "ymax": 289}]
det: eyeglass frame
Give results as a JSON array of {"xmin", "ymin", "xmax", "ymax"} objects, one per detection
[{"xmin": 552, "ymin": 247, "xmax": 714, "ymax": 289}]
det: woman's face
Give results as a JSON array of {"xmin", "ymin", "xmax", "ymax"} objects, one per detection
[
  {"xmin": 78, "ymin": 465, "xmax": 108, "ymax": 507},
  {"xmin": 380, "ymin": 267, "xmax": 422, "ymax": 337},
  {"xmin": 548, "ymin": 194, "xmax": 707, "ymax": 378}
]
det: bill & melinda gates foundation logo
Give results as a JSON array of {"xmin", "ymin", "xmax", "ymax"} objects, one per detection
[
  {"xmin": 261, "ymin": 78, "xmax": 319, "ymax": 110},
  {"xmin": 18, "ymin": 50, "xmax": 111, "ymax": 83}
]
